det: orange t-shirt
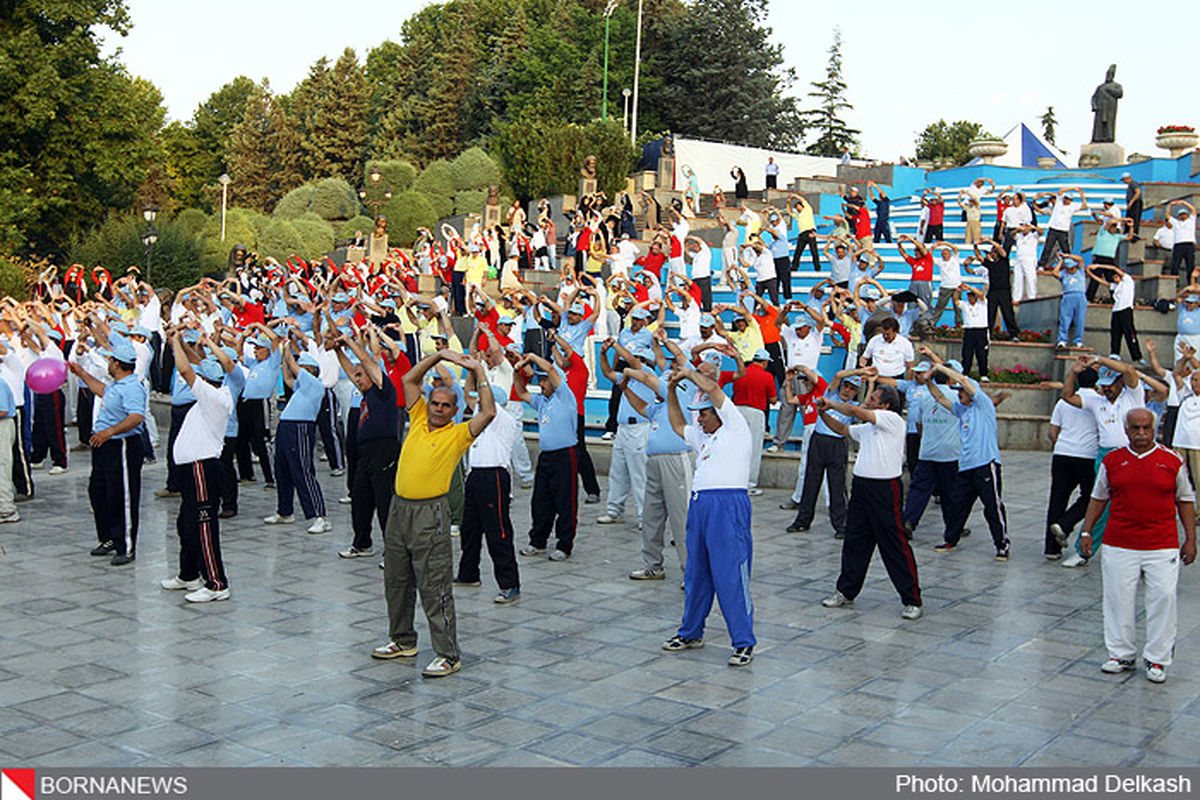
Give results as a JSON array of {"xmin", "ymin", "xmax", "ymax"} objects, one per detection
[{"xmin": 752, "ymin": 305, "xmax": 781, "ymax": 344}]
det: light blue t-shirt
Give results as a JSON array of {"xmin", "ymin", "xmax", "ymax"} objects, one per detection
[
  {"xmin": 0, "ymin": 379, "xmax": 16, "ymax": 418},
  {"xmin": 765, "ymin": 222, "xmax": 789, "ymax": 259},
  {"xmin": 1060, "ymin": 266, "xmax": 1087, "ymax": 295},
  {"xmin": 1178, "ymin": 305, "xmax": 1200, "ymax": 335},
  {"xmin": 223, "ymin": 367, "xmax": 246, "ymax": 438},
  {"xmin": 617, "ymin": 369, "xmax": 657, "ymax": 424},
  {"xmin": 896, "ymin": 306, "xmax": 920, "ymax": 339},
  {"xmin": 528, "ymin": 367, "xmax": 577, "ymax": 452},
  {"xmin": 814, "ymin": 387, "xmax": 855, "ymax": 438},
  {"xmin": 644, "ymin": 376, "xmax": 691, "ymax": 455},
  {"xmin": 1093, "ymin": 227, "xmax": 1122, "ymax": 259},
  {"xmin": 280, "ymin": 368, "xmax": 324, "ymax": 422},
  {"xmin": 96, "ymin": 374, "xmax": 147, "ymax": 438},
  {"xmin": 558, "ymin": 318, "xmax": 594, "ymax": 352},
  {"xmin": 618, "ymin": 326, "xmax": 653, "ymax": 351},
  {"xmin": 897, "ymin": 378, "xmax": 931, "ymax": 434},
  {"xmin": 171, "ymin": 369, "xmax": 195, "ymax": 406},
  {"xmin": 916, "ymin": 384, "xmax": 961, "ymax": 463},
  {"xmin": 243, "ymin": 350, "xmax": 282, "ymax": 400},
  {"xmin": 953, "ymin": 384, "xmax": 1001, "ymax": 471}
]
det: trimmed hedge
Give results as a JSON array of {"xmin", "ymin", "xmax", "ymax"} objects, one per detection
[{"xmin": 380, "ymin": 190, "xmax": 438, "ymax": 248}]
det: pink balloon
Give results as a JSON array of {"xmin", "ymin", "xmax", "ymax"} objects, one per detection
[{"xmin": 26, "ymin": 357, "xmax": 68, "ymax": 394}]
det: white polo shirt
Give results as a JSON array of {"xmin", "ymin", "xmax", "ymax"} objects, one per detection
[
  {"xmin": 1081, "ymin": 383, "xmax": 1145, "ymax": 449},
  {"xmin": 686, "ymin": 398, "xmax": 752, "ymax": 491},
  {"xmin": 173, "ymin": 379, "xmax": 233, "ymax": 464},
  {"xmin": 936, "ymin": 255, "xmax": 962, "ymax": 289},
  {"xmin": 1051, "ymin": 394, "xmax": 1099, "ymax": 460},
  {"xmin": 861, "ymin": 333, "xmax": 914, "ymax": 378},
  {"xmin": 779, "ymin": 325, "xmax": 821, "ymax": 369},
  {"xmin": 849, "ymin": 409, "xmax": 906, "ymax": 479},
  {"xmin": 468, "ymin": 404, "xmax": 520, "ymax": 469}
]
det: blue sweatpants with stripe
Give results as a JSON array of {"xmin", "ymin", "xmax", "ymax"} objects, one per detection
[
  {"xmin": 1058, "ymin": 291, "xmax": 1087, "ymax": 346},
  {"xmin": 274, "ymin": 420, "xmax": 326, "ymax": 519},
  {"xmin": 677, "ymin": 488, "xmax": 756, "ymax": 648}
]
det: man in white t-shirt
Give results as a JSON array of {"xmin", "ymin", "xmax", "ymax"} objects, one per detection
[
  {"xmin": 859, "ymin": 318, "xmax": 914, "ymax": 378},
  {"xmin": 1011, "ymin": 224, "xmax": 1042, "ymax": 303},
  {"xmin": 685, "ymin": 237, "xmax": 714, "ymax": 310},
  {"xmin": 1165, "ymin": 200, "xmax": 1196, "ymax": 282},
  {"xmin": 1037, "ymin": 188, "xmax": 1088, "ymax": 267},
  {"xmin": 660, "ymin": 367, "xmax": 756, "ymax": 667},
  {"xmin": 1044, "ymin": 367, "xmax": 1101, "ymax": 560},
  {"xmin": 1059, "ymin": 355, "xmax": 1165, "ymax": 566},
  {"xmin": 927, "ymin": 243, "xmax": 963, "ymax": 327},
  {"xmin": 819, "ymin": 384, "xmax": 923, "ymax": 620}
]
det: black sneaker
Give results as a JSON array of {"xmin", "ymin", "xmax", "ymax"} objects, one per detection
[
  {"xmin": 786, "ymin": 523, "xmax": 809, "ymax": 533},
  {"xmin": 903, "ymin": 520, "xmax": 915, "ymax": 540},
  {"xmin": 995, "ymin": 539, "xmax": 1011, "ymax": 561},
  {"xmin": 90, "ymin": 541, "xmax": 116, "ymax": 556},
  {"xmin": 728, "ymin": 646, "xmax": 754, "ymax": 667},
  {"xmin": 110, "ymin": 553, "xmax": 135, "ymax": 566}
]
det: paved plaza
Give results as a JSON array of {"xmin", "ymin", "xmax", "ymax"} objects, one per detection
[{"xmin": 1, "ymin": 449, "xmax": 1198, "ymax": 768}]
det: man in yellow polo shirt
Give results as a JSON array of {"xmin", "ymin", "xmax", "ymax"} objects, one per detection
[{"xmin": 371, "ymin": 348, "xmax": 495, "ymax": 677}]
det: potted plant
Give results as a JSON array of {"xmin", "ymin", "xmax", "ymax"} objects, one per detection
[
  {"xmin": 1156, "ymin": 125, "xmax": 1199, "ymax": 158},
  {"xmin": 968, "ymin": 136, "xmax": 1008, "ymax": 164}
]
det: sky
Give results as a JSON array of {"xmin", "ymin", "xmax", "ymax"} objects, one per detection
[{"xmin": 103, "ymin": 0, "xmax": 1187, "ymax": 162}]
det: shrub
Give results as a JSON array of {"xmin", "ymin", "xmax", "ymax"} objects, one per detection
[
  {"xmin": 0, "ymin": 255, "xmax": 41, "ymax": 300},
  {"xmin": 174, "ymin": 208, "xmax": 209, "ymax": 239},
  {"xmin": 413, "ymin": 160, "xmax": 455, "ymax": 219},
  {"xmin": 449, "ymin": 147, "xmax": 502, "ymax": 190},
  {"xmin": 274, "ymin": 184, "xmax": 316, "ymax": 218},
  {"xmin": 364, "ymin": 159, "xmax": 417, "ymax": 192},
  {"xmin": 68, "ymin": 214, "xmax": 205, "ymax": 290},
  {"xmin": 338, "ymin": 215, "xmax": 374, "ymax": 241},
  {"xmin": 256, "ymin": 218, "xmax": 306, "ymax": 263},
  {"xmin": 453, "ymin": 190, "xmax": 488, "ymax": 217},
  {"xmin": 291, "ymin": 218, "xmax": 335, "ymax": 259},
  {"xmin": 309, "ymin": 178, "xmax": 359, "ymax": 221},
  {"xmin": 496, "ymin": 115, "xmax": 635, "ymax": 199},
  {"xmin": 380, "ymin": 191, "xmax": 438, "ymax": 248}
]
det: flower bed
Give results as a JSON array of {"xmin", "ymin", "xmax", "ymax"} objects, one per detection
[
  {"xmin": 931, "ymin": 326, "xmax": 1052, "ymax": 344},
  {"xmin": 985, "ymin": 364, "xmax": 1050, "ymax": 385},
  {"xmin": 1157, "ymin": 125, "xmax": 1195, "ymax": 134}
]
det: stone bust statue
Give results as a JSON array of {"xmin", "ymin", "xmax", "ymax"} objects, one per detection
[
  {"xmin": 580, "ymin": 155, "xmax": 598, "ymax": 179},
  {"xmin": 1090, "ymin": 64, "xmax": 1123, "ymax": 144},
  {"xmin": 487, "ymin": 185, "xmax": 499, "ymax": 205}
]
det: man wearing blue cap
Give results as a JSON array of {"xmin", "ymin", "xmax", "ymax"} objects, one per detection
[
  {"xmin": 788, "ymin": 366, "xmax": 865, "ymax": 536},
  {"xmin": 235, "ymin": 324, "xmax": 281, "ymax": 487},
  {"xmin": 1174, "ymin": 286, "xmax": 1200, "ymax": 361},
  {"xmin": 155, "ymin": 328, "xmax": 202, "ymax": 499},
  {"xmin": 603, "ymin": 307, "xmax": 654, "ymax": 440},
  {"xmin": 161, "ymin": 334, "xmax": 235, "ymax": 602},
  {"xmin": 1058, "ymin": 355, "xmax": 1165, "ymax": 567},
  {"xmin": 68, "ymin": 339, "xmax": 146, "ymax": 565},
  {"xmin": 263, "ymin": 346, "xmax": 330, "ymax": 534},
  {"xmin": 896, "ymin": 358, "xmax": 963, "ymax": 539},
  {"xmin": 660, "ymin": 365, "xmax": 756, "ymax": 666}
]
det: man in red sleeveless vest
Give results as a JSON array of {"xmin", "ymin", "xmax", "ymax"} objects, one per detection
[{"xmin": 1081, "ymin": 408, "xmax": 1195, "ymax": 684}]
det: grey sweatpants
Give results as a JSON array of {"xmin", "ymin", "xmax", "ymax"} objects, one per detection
[
  {"xmin": 383, "ymin": 494, "xmax": 459, "ymax": 660},
  {"xmin": 641, "ymin": 452, "xmax": 692, "ymax": 572}
]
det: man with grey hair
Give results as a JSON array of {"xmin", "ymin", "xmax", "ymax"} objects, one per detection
[{"xmin": 1081, "ymin": 408, "xmax": 1194, "ymax": 684}]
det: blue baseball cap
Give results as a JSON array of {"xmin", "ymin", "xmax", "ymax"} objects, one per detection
[
  {"xmin": 99, "ymin": 340, "xmax": 137, "ymax": 364},
  {"xmin": 568, "ymin": 303, "xmax": 586, "ymax": 316},
  {"xmin": 381, "ymin": 298, "xmax": 398, "ymax": 310},
  {"xmin": 252, "ymin": 335, "xmax": 272, "ymax": 349},
  {"xmin": 182, "ymin": 330, "xmax": 201, "ymax": 344},
  {"xmin": 220, "ymin": 346, "xmax": 238, "ymax": 361},
  {"xmin": 842, "ymin": 374, "xmax": 863, "ymax": 386},
  {"xmin": 631, "ymin": 308, "xmax": 651, "ymax": 320},
  {"xmin": 793, "ymin": 314, "xmax": 813, "ymax": 329},
  {"xmin": 1185, "ymin": 294, "xmax": 1200, "ymax": 304},
  {"xmin": 1097, "ymin": 366, "xmax": 1121, "ymax": 386},
  {"xmin": 131, "ymin": 326, "xmax": 151, "ymax": 339},
  {"xmin": 946, "ymin": 359, "xmax": 964, "ymax": 373},
  {"xmin": 497, "ymin": 315, "xmax": 515, "ymax": 325},
  {"xmin": 751, "ymin": 349, "xmax": 770, "ymax": 362},
  {"xmin": 109, "ymin": 320, "xmax": 130, "ymax": 335},
  {"xmin": 913, "ymin": 361, "xmax": 933, "ymax": 372},
  {"xmin": 861, "ymin": 286, "xmax": 879, "ymax": 300},
  {"xmin": 699, "ymin": 313, "xmax": 716, "ymax": 328},
  {"xmin": 1120, "ymin": 172, "xmax": 1131, "ymax": 179},
  {"xmin": 297, "ymin": 353, "xmax": 321, "ymax": 369},
  {"xmin": 197, "ymin": 358, "xmax": 225, "ymax": 382},
  {"xmin": 331, "ymin": 292, "xmax": 350, "ymax": 304},
  {"xmin": 701, "ymin": 349, "xmax": 723, "ymax": 365},
  {"xmin": 687, "ymin": 394, "xmax": 715, "ymax": 411}
]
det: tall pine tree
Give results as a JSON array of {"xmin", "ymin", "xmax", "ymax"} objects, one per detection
[
  {"xmin": 291, "ymin": 50, "xmax": 371, "ymax": 182},
  {"xmin": 226, "ymin": 81, "xmax": 303, "ymax": 212},
  {"xmin": 803, "ymin": 29, "xmax": 859, "ymax": 157}
]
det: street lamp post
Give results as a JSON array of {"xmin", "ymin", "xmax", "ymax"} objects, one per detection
[
  {"xmin": 602, "ymin": 0, "xmax": 618, "ymax": 122},
  {"xmin": 630, "ymin": 0, "xmax": 644, "ymax": 145},
  {"xmin": 358, "ymin": 165, "xmax": 393, "ymax": 220},
  {"xmin": 622, "ymin": 87, "xmax": 632, "ymax": 133},
  {"xmin": 218, "ymin": 173, "xmax": 231, "ymax": 241},
  {"xmin": 141, "ymin": 203, "xmax": 159, "ymax": 283}
]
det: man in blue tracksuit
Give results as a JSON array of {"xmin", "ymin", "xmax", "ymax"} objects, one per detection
[
  {"xmin": 263, "ymin": 349, "xmax": 329, "ymax": 534},
  {"xmin": 659, "ymin": 366, "xmax": 756, "ymax": 667}
]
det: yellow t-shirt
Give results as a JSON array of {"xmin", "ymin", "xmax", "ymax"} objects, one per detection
[
  {"xmin": 465, "ymin": 254, "xmax": 488, "ymax": 285},
  {"xmin": 728, "ymin": 318, "xmax": 764, "ymax": 360},
  {"xmin": 394, "ymin": 397, "xmax": 475, "ymax": 500}
]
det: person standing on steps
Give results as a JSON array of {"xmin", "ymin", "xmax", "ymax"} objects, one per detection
[
  {"xmin": 1082, "ymin": 408, "xmax": 1194, "ymax": 685},
  {"xmin": 819, "ymin": 383, "xmax": 923, "ymax": 620},
  {"xmin": 660, "ymin": 365, "xmax": 756, "ymax": 667},
  {"xmin": 371, "ymin": 349, "xmax": 494, "ymax": 678}
]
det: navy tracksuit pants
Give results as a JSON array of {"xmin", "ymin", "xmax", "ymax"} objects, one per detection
[
  {"xmin": 903, "ymin": 459, "xmax": 958, "ymax": 530},
  {"xmin": 678, "ymin": 488, "xmax": 755, "ymax": 648},
  {"xmin": 89, "ymin": 436, "xmax": 144, "ymax": 557},
  {"xmin": 176, "ymin": 458, "xmax": 228, "ymax": 591},
  {"xmin": 942, "ymin": 462, "xmax": 1008, "ymax": 548},
  {"xmin": 274, "ymin": 420, "xmax": 325, "ymax": 519}
]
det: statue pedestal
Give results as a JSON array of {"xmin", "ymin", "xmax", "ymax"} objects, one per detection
[
  {"xmin": 578, "ymin": 178, "xmax": 597, "ymax": 198},
  {"xmin": 484, "ymin": 204, "xmax": 501, "ymax": 227},
  {"xmin": 368, "ymin": 234, "xmax": 388, "ymax": 261},
  {"xmin": 1078, "ymin": 142, "xmax": 1125, "ymax": 168},
  {"xmin": 658, "ymin": 157, "xmax": 675, "ymax": 190}
]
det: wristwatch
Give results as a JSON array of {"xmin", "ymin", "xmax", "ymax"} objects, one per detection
[{"xmin": 1080, "ymin": 531, "xmax": 1092, "ymax": 537}]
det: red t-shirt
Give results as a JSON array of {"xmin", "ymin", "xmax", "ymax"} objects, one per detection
[
  {"xmin": 235, "ymin": 303, "xmax": 265, "ymax": 327},
  {"xmin": 854, "ymin": 206, "xmax": 871, "ymax": 239},
  {"xmin": 719, "ymin": 364, "xmax": 777, "ymax": 412},
  {"xmin": 636, "ymin": 252, "xmax": 667, "ymax": 280},
  {"xmin": 565, "ymin": 352, "xmax": 589, "ymax": 415},
  {"xmin": 927, "ymin": 199, "xmax": 944, "ymax": 226},
  {"xmin": 669, "ymin": 236, "xmax": 682, "ymax": 259},
  {"xmin": 906, "ymin": 252, "xmax": 934, "ymax": 282},
  {"xmin": 383, "ymin": 352, "xmax": 412, "ymax": 407},
  {"xmin": 797, "ymin": 375, "xmax": 828, "ymax": 425},
  {"xmin": 577, "ymin": 227, "xmax": 592, "ymax": 254},
  {"xmin": 1100, "ymin": 445, "xmax": 1188, "ymax": 550}
]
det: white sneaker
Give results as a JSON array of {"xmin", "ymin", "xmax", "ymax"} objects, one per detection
[
  {"xmin": 330, "ymin": 468, "xmax": 345, "ymax": 477},
  {"xmin": 48, "ymin": 465, "xmax": 67, "ymax": 475},
  {"xmin": 765, "ymin": 445, "xmax": 780, "ymax": 454},
  {"xmin": 1100, "ymin": 657, "xmax": 1135, "ymax": 674},
  {"xmin": 422, "ymin": 656, "xmax": 461, "ymax": 677},
  {"xmin": 601, "ymin": 431, "xmax": 615, "ymax": 441},
  {"xmin": 822, "ymin": 591, "xmax": 852, "ymax": 608},
  {"xmin": 338, "ymin": 546, "xmax": 374, "ymax": 558},
  {"xmin": 901, "ymin": 604, "xmax": 923, "ymax": 620},
  {"xmin": 1145, "ymin": 661, "xmax": 1167, "ymax": 683},
  {"xmin": 160, "ymin": 576, "xmax": 204, "ymax": 591},
  {"xmin": 338, "ymin": 495, "xmax": 352, "ymax": 505},
  {"xmin": 450, "ymin": 524, "xmax": 460, "ymax": 536},
  {"xmin": 29, "ymin": 461, "xmax": 44, "ymax": 471},
  {"xmin": 1061, "ymin": 552, "xmax": 1087, "ymax": 568},
  {"xmin": 263, "ymin": 513, "xmax": 295, "ymax": 524},
  {"xmin": 596, "ymin": 515, "xmax": 623, "ymax": 524},
  {"xmin": 306, "ymin": 517, "xmax": 331, "ymax": 534},
  {"xmin": 184, "ymin": 586, "xmax": 230, "ymax": 603},
  {"xmin": 748, "ymin": 488, "xmax": 764, "ymax": 496},
  {"xmin": 0, "ymin": 511, "xmax": 19, "ymax": 523}
]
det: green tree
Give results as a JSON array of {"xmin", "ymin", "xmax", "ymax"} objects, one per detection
[
  {"xmin": 379, "ymin": 190, "xmax": 438, "ymax": 247},
  {"xmin": 290, "ymin": 49, "xmax": 371, "ymax": 182},
  {"xmin": 646, "ymin": 0, "xmax": 803, "ymax": 149},
  {"xmin": 226, "ymin": 81, "xmax": 303, "ymax": 212},
  {"xmin": 914, "ymin": 120, "xmax": 990, "ymax": 165},
  {"xmin": 803, "ymin": 28, "xmax": 859, "ymax": 157},
  {"xmin": 68, "ymin": 213, "xmax": 205, "ymax": 290},
  {"xmin": 1040, "ymin": 106, "xmax": 1058, "ymax": 146},
  {"xmin": 162, "ymin": 76, "xmax": 255, "ymax": 209}
]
